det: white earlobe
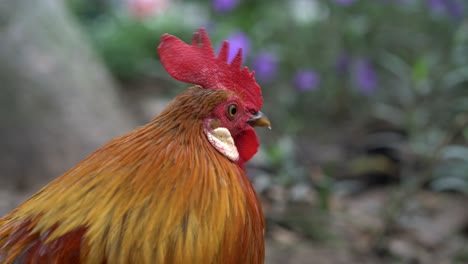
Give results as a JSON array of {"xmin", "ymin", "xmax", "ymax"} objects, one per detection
[{"xmin": 205, "ymin": 127, "xmax": 239, "ymax": 162}]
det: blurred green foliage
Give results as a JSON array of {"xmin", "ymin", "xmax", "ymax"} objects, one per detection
[{"xmin": 68, "ymin": 0, "xmax": 468, "ymax": 193}]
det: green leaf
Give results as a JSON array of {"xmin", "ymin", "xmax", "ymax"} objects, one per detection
[
  {"xmin": 442, "ymin": 67, "xmax": 468, "ymax": 89},
  {"xmin": 412, "ymin": 56, "xmax": 429, "ymax": 81},
  {"xmin": 441, "ymin": 145, "xmax": 468, "ymax": 162}
]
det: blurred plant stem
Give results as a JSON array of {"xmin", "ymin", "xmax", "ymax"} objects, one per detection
[{"xmin": 317, "ymin": 172, "xmax": 333, "ymax": 211}]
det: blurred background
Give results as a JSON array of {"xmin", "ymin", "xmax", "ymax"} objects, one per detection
[{"xmin": 1, "ymin": 0, "xmax": 468, "ymax": 263}]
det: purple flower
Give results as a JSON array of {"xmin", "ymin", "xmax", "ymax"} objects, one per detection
[
  {"xmin": 222, "ymin": 31, "xmax": 250, "ymax": 64},
  {"xmin": 294, "ymin": 70, "xmax": 320, "ymax": 91},
  {"xmin": 252, "ymin": 52, "xmax": 278, "ymax": 83},
  {"xmin": 212, "ymin": 0, "xmax": 240, "ymax": 13},
  {"xmin": 335, "ymin": 0, "xmax": 356, "ymax": 5},
  {"xmin": 444, "ymin": 0, "xmax": 464, "ymax": 18},
  {"xmin": 428, "ymin": 0, "xmax": 448, "ymax": 14},
  {"xmin": 353, "ymin": 59, "xmax": 378, "ymax": 95},
  {"xmin": 427, "ymin": 0, "xmax": 464, "ymax": 18}
]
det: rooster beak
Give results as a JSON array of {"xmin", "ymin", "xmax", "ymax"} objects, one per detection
[{"xmin": 247, "ymin": 111, "xmax": 271, "ymax": 129}]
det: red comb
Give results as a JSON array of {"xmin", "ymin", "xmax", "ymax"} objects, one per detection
[{"xmin": 157, "ymin": 28, "xmax": 263, "ymax": 110}]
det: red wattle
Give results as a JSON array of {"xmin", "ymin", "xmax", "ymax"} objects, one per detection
[{"xmin": 234, "ymin": 127, "xmax": 259, "ymax": 168}]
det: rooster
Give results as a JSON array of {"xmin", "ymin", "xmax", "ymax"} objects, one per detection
[{"xmin": 0, "ymin": 28, "xmax": 270, "ymax": 263}]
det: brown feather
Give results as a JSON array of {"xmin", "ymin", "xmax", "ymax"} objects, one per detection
[{"xmin": 0, "ymin": 86, "xmax": 265, "ymax": 263}]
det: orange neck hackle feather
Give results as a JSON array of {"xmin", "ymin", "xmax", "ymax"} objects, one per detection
[{"xmin": 0, "ymin": 87, "xmax": 265, "ymax": 263}]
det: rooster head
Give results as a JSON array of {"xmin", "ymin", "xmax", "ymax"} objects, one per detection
[{"xmin": 158, "ymin": 28, "xmax": 270, "ymax": 166}]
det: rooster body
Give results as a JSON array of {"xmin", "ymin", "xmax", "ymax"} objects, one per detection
[{"xmin": 0, "ymin": 29, "xmax": 269, "ymax": 263}]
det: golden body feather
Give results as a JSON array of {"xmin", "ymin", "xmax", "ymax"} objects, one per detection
[{"xmin": 0, "ymin": 86, "xmax": 265, "ymax": 263}]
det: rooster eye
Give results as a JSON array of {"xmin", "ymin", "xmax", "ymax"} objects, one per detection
[{"xmin": 227, "ymin": 104, "xmax": 237, "ymax": 118}]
